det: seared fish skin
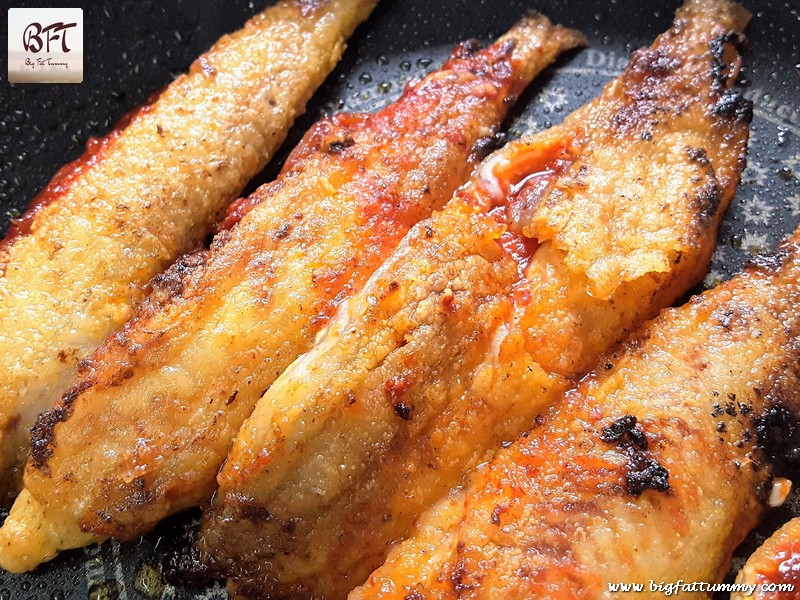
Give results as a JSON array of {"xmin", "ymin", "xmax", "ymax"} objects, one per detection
[
  {"xmin": 734, "ymin": 517, "xmax": 800, "ymax": 599},
  {"xmin": 203, "ymin": 0, "xmax": 751, "ymax": 597},
  {"xmin": 1, "ymin": 16, "xmax": 586, "ymax": 573},
  {"xmin": 0, "ymin": 0, "xmax": 377, "ymax": 500},
  {"xmin": 353, "ymin": 229, "xmax": 800, "ymax": 600}
]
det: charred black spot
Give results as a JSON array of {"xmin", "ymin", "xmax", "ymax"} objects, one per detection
[
  {"xmin": 30, "ymin": 379, "xmax": 94, "ymax": 472},
  {"xmin": 626, "ymin": 457, "xmax": 670, "ymax": 496},
  {"xmin": 450, "ymin": 558, "xmax": 473, "ymax": 595},
  {"xmin": 753, "ymin": 406, "xmax": 800, "ymax": 473},
  {"xmin": 491, "ymin": 505, "xmax": 504, "ymax": 525},
  {"xmin": 148, "ymin": 250, "xmax": 209, "ymax": 303},
  {"xmin": 600, "ymin": 415, "xmax": 670, "ymax": 496},
  {"xmin": 273, "ymin": 222, "xmax": 291, "ymax": 240},
  {"xmin": 717, "ymin": 310, "xmax": 734, "ymax": 329},
  {"xmin": 225, "ymin": 390, "xmax": 238, "ymax": 406},
  {"xmin": 424, "ymin": 225, "xmax": 434, "ymax": 238},
  {"xmin": 281, "ymin": 518, "xmax": 299, "ymax": 535},
  {"xmin": 629, "ymin": 47, "xmax": 682, "ymax": 76},
  {"xmin": 711, "ymin": 89, "xmax": 753, "ymax": 122},
  {"xmin": 394, "ymin": 402, "xmax": 413, "ymax": 420},
  {"xmin": 404, "ymin": 592, "xmax": 424, "ymax": 600},
  {"xmin": 601, "ymin": 415, "xmax": 647, "ymax": 449},
  {"xmin": 709, "ymin": 31, "xmax": 748, "ymax": 93},
  {"xmin": 237, "ymin": 497, "xmax": 273, "ymax": 523},
  {"xmin": 128, "ymin": 477, "xmax": 154, "ymax": 508},
  {"xmin": 326, "ymin": 136, "xmax": 355, "ymax": 154},
  {"xmin": 692, "ymin": 181, "xmax": 722, "ymax": 227},
  {"xmin": 686, "ymin": 146, "xmax": 710, "ymax": 166},
  {"xmin": 469, "ymin": 131, "xmax": 507, "ymax": 163},
  {"xmin": 96, "ymin": 509, "xmax": 113, "ymax": 524},
  {"xmin": 452, "ymin": 38, "xmax": 482, "ymax": 60}
]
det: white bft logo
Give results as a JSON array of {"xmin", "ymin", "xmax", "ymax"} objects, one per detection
[{"xmin": 7, "ymin": 7, "xmax": 84, "ymax": 84}]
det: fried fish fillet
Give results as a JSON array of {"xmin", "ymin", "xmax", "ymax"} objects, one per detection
[
  {"xmin": 202, "ymin": 1, "xmax": 752, "ymax": 596},
  {"xmin": 0, "ymin": 0, "xmax": 378, "ymax": 501},
  {"xmin": 734, "ymin": 517, "xmax": 800, "ymax": 599},
  {"xmin": 352, "ymin": 224, "xmax": 800, "ymax": 600},
  {"xmin": 0, "ymin": 16, "xmax": 586, "ymax": 573}
]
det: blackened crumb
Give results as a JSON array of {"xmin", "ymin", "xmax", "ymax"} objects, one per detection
[
  {"xmin": 394, "ymin": 402, "xmax": 412, "ymax": 420},
  {"xmin": 626, "ymin": 458, "xmax": 670, "ymax": 496},
  {"xmin": 601, "ymin": 415, "xmax": 647, "ymax": 449},
  {"xmin": 327, "ymin": 137, "xmax": 355, "ymax": 154}
]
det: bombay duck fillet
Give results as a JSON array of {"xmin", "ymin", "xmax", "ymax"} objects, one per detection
[
  {"xmin": 202, "ymin": 0, "xmax": 752, "ymax": 597},
  {"xmin": 0, "ymin": 15, "xmax": 586, "ymax": 573},
  {"xmin": 733, "ymin": 517, "xmax": 800, "ymax": 599},
  {"xmin": 353, "ymin": 223, "xmax": 800, "ymax": 600},
  {"xmin": 0, "ymin": 0, "xmax": 378, "ymax": 501}
]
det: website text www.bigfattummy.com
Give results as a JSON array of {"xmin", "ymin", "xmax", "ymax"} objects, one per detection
[{"xmin": 608, "ymin": 580, "xmax": 795, "ymax": 596}]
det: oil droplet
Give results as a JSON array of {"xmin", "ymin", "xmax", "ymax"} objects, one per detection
[
  {"xmin": 416, "ymin": 58, "xmax": 433, "ymax": 69},
  {"xmin": 376, "ymin": 55, "xmax": 389, "ymax": 66},
  {"xmin": 359, "ymin": 72, "xmax": 372, "ymax": 84},
  {"xmin": 399, "ymin": 60, "xmax": 412, "ymax": 72},
  {"xmin": 377, "ymin": 81, "xmax": 392, "ymax": 94},
  {"xmin": 88, "ymin": 580, "xmax": 121, "ymax": 600},
  {"xmin": 134, "ymin": 560, "xmax": 166, "ymax": 598}
]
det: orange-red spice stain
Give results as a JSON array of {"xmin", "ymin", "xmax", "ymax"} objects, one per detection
[{"xmin": 456, "ymin": 139, "xmax": 575, "ymax": 307}]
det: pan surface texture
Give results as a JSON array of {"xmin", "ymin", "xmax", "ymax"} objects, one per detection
[{"xmin": 1, "ymin": 0, "xmax": 798, "ymax": 598}]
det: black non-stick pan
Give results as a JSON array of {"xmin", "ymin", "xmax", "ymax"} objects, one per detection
[{"xmin": 1, "ymin": 0, "xmax": 799, "ymax": 598}]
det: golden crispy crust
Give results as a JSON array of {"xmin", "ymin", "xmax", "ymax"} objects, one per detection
[
  {"xmin": 0, "ymin": 0, "xmax": 377, "ymax": 500},
  {"xmin": 353, "ymin": 231, "xmax": 800, "ymax": 600},
  {"xmin": 0, "ymin": 15, "xmax": 585, "ymax": 574},
  {"xmin": 735, "ymin": 517, "xmax": 800, "ymax": 599},
  {"xmin": 202, "ymin": 1, "xmax": 752, "ymax": 597}
]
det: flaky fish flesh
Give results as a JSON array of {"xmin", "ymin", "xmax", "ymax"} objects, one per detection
[
  {"xmin": 354, "ymin": 224, "xmax": 800, "ymax": 600},
  {"xmin": 0, "ymin": 15, "xmax": 585, "ymax": 573},
  {"xmin": 202, "ymin": 0, "xmax": 752, "ymax": 597},
  {"xmin": 0, "ymin": 0, "xmax": 377, "ymax": 500}
]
